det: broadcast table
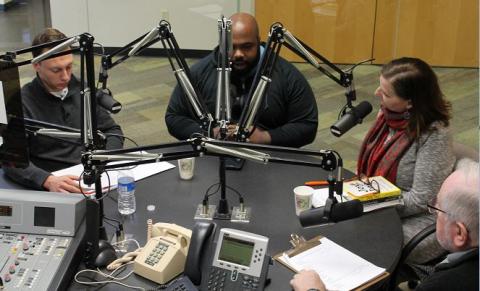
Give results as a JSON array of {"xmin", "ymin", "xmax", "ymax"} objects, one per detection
[
  {"xmin": 1, "ymin": 153, "xmax": 403, "ymax": 290},
  {"xmin": 74, "ymin": 154, "xmax": 402, "ymax": 290}
]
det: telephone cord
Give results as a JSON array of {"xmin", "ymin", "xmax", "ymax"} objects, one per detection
[{"xmin": 74, "ymin": 261, "xmax": 145, "ymax": 290}]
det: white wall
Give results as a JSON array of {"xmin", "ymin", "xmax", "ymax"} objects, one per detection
[{"xmin": 50, "ymin": 0, "xmax": 254, "ymax": 50}]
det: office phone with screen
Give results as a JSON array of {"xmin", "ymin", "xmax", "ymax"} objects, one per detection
[
  {"xmin": 166, "ymin": 222, "xmax": 270, "ymax": 291},
  {"xmin": 199, "ymin": 228, "xmax": 270, "ymax": 290},
  {"xmin": 133, "ymin": 223, "xmax": 192, "ymax": 284}
]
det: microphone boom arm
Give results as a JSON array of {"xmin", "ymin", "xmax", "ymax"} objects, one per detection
[
  {"xmin": 98, "ymin": 21, "xmax": 212, "ymax": 125},
  {"xmin": 98, "ymin": 32, "xmax": 157, "ymax": 89},
  {"xmin": 236, "ymin": 22, "xmax": 373, "ymax": 140},
  {"xmin": 215, "ymin": 16, "xmax": 233, "ymax": 137},
  {"xmin": 84, "ymin": 136, "xmax": 341, "ymax": 174},
  {"xmin": 82, "ymin": 136, "xmax": 347, "ymax": 226},
  {"xmin": 157, "ymin": 20, "xmax": 213, "ymax": 131}
]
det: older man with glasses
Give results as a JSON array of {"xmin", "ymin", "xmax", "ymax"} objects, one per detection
[{"xmin": 290, "ymin": 158, "xmax": 478, "ymax": 291}]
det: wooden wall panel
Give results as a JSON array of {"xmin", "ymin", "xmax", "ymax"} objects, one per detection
[
  {"xmin": 255, "ymin": 0, "xmax": 376, "ymax": 64},
  {"xmin": 373, "ymin": 0, "xmax": 479, "ymax": 67}
]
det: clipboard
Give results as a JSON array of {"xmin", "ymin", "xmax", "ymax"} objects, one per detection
[
  {"xmin": 273, "ymin": 234, "xmax": 390, "ymax": 291},
  {"xmin": 273, "ymin": 233, "xmax": 323, "ymax": 273}
]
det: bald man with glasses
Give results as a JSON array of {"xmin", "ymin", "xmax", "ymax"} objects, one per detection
[{"xmin": 417, "ymin": 158, "xmax": 479, "ymax": 291}]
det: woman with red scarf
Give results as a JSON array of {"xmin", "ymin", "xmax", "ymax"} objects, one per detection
[{"xmin": 358, "ymin": 58, "xmax": 455, "ymax": 264}]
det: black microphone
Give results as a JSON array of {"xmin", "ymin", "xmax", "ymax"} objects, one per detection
[
  {"xmin": 96, "ymin": 88, "xmax": 122, "ymax": 114},
  {"xmin": 330, "ymin": 101, "xmax": 372, "ymax": 137},
  {"xmin": 299, "ymin": 199, "xmax": 363, "ymax": 227}
]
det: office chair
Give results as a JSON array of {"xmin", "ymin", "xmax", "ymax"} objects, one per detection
[{"xmin": 389, "ymin": 223, "xmax": 444, "ymax": 290}]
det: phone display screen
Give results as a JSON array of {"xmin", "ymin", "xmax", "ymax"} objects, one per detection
[{"xmin": 218, "ymin": 235, "xmax": 254, "ymax": 267}]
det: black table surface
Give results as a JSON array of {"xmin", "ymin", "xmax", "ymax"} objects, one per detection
[
  {"xmin": 0, "ymin": 152, "xmax": 403, "ymax": 291},
  {"xmin": 68, "ymin": 154, "xmax": 403, "ymax": 290}
]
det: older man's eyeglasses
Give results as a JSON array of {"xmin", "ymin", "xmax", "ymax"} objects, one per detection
[
  {"xmin": 427, "ymin": 199, "xmax": 471, "ymax": 234},
  {"xmin": 426, "ymin": 198, "xmax": 447, "ymax": 216}
]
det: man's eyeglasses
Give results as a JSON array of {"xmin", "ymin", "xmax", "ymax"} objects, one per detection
[
  {"xmin": 427, "ymin": 198, "xmax": 471, "ymax": 233},
  {"xmin": 427, "ymin": 201, "xmax": 447, "ymax": 215},
  {"xmin": 359, "ymin": 174, "xmax": 381, "ymax": 194}
]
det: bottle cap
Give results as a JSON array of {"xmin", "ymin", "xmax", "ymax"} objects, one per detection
[{"xmin": 147, "ymin": 205, "xmax": 156, "ymax": 211}]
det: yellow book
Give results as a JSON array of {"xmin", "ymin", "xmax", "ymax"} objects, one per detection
[{"xmin": 344, "ymin": 176, "xmax": 401, "ymax": 201}]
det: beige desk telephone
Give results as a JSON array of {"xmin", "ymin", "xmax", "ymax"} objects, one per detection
[{"xmin": 133, "ymin": 222, "xmax": 192, "ymax": 284}]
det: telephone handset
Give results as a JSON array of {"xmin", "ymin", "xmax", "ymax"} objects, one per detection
[
  {"xmin": 133, "ymin": 223, "xmax": 192, "ymax": 284},
  {"xmin": 184, "ymin": 221, "xmax": 217, "ymax": 285}
]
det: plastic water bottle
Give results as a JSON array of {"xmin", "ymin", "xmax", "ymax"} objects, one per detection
[{"xmin": 117, "ymin": 170, "xmax": 136, "ymax": 215}]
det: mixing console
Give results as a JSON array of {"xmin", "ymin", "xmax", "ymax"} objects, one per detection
[{"xmin": 0, "ymin": 232, "xmax": 74, "ymax": 290}]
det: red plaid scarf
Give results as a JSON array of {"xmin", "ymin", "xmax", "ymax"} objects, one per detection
[{"xmin": 357, "ymin": 107, "xmax": 413, "ymax": 183}]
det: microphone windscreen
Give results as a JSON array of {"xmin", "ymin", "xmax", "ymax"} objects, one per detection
[
  {"xmin": 330, "ymin": 101, "xmax": 373, "ymax": 137},
  {"xmin": 330, "ymin": 199, "xmax": 364, "ymax": 222},
  {"xmin": 298, "ymin": 199, "xmax": 364, "ymax": 227},
  {"xmin": 96, "ymin": 89, "xmax": 122, "ymax": 114},
  {"xmin": 299, "ymin": 207, "xmax": 328, "ymax": 227},
  {"xmin": 355, "ymin": 101, "xmax": 373, "ymax": 119}
]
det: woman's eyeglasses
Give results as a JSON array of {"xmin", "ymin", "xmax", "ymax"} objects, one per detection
[{"xmin": 359, "ymin": 174, "xmax": 381, "ymax": 194}]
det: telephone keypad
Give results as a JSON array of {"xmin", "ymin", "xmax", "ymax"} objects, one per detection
[
  {"xmin": 145, "ymin": 242, "xmax": 169, "ymax": 266},
  {"xmin": 241, "ymin": 274, "xmax": 260, "ymax": 290},
  {"xmin": 165, "ymin": 276, "xmax": 198, "ymax": 291},
  {"xmin": 206, "ymin": 266, "xmax": 261, "ymax": 290},
  {"xmin": 206, "ymin": 267, "xmax": 227, "ymax": 291}
]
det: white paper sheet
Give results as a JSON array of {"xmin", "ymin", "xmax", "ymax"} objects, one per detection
[
  {"xmin": 278, "ymin": 237, "xmax": 386, "ymax": 291},
  {"xmin": 53, "ymin": 160, "xmax": 175, "ymax": 194}
]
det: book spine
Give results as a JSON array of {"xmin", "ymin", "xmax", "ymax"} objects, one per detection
[{"xmin": 347, "ymin": 191, "xmax": 401, "ymax": 201}]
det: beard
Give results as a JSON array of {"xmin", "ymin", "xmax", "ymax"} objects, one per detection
[
  {"xmin": 232, "ymin": 58, "xmax": 254, "ymax": 74},
  {"xmin": 231, "ymin": 46, "xmax": 261, "ymax": 75}
]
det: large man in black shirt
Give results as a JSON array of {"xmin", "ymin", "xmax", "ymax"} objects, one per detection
[
  {"xmin": 165, "ymin": 13, "xmax": 318, "ymax": 147},
  {"xmin": 4, "ymin": 28, "xmax": 123, "ymax": 193}
]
